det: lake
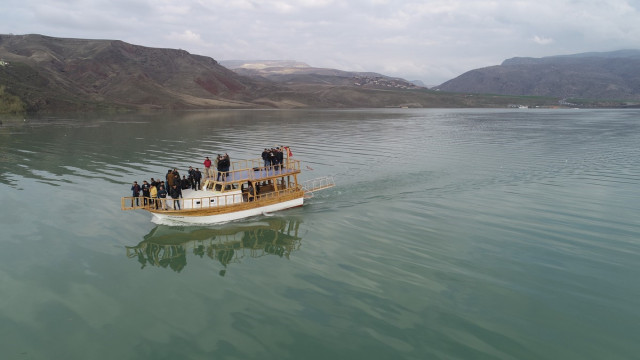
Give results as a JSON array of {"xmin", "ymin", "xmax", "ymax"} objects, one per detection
[{"xmin": 1, "ymin": 108, "xmax": 639, "ymax": 360}]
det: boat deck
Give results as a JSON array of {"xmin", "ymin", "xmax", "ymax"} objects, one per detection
[{"xmin": 205, "ymin": 166, "xmax": 298, "ymax": 185}]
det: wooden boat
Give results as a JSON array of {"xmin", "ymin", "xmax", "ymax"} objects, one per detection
[{"xmin": 121, "ymin": 156, "xmax": 334, "ymax": 224}]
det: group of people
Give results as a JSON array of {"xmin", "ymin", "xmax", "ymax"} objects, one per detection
[
  {"xmin": 261, "ymin": 147, "xmax": 286, "ymax": 171},
  {"xmin": 158, "ymin": 167, "xmax": 204, "ymax": 192},
  {"xmin": 203, "ymin": 153, "xmax": 231, "ymax": 181},
  {"xmin": 130, "ymin": 179, "xmax": 171, "ymax": 210},
  {"xmin": 130, "ymin": 166, "xmax": 205, "ymax": 210}
]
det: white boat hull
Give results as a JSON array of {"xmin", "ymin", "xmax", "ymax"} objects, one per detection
[{"xmin": 150, "ymin": 197, "xmax": 304, "ymax": 225}]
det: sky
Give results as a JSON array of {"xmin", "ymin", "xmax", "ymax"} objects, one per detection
[{"xmin": 2, "ymin": 0, "xmax": 640, "ymax": 85}]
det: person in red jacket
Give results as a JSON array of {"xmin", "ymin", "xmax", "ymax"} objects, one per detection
[{"xmin": 203, "ymin": 157, "xmax": 213, "ymax": 178}]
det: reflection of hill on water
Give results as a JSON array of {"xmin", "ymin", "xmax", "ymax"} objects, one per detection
[{"xmin": 126, "ymin": 218, "xmax": 302, "ymax": 274}]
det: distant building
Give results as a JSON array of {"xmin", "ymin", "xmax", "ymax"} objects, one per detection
[
  {"xmin": 558, "ymin": 98, "xmax": 576, "ymax": 106},
  {"xmin": 351, "ymin": 75, "xmax": 419, "ymax": 89}
]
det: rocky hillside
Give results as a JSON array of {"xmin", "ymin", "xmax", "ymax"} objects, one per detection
[
  {"xmin": 221, "ymin": 60, "xmax": 422, "ymax": 90},
  {"xmin": 0, "ymin": 34, "xmax": 277, "ymax": 112},
  {"xmin": 435, "ymin": 50, "xmax": 640, "ymax": 100},
  {"xmin": 0, "ymin": 34, "xmax": 581, "ymax": 113}
]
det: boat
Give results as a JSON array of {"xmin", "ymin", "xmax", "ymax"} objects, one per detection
[{"xmin": 121, "ymin": 152, "xmax": 334, "ymax": 224}]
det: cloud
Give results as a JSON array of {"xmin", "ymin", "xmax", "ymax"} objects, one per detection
[
  {"xmin": 533, "ymin": 35, "xmax": 554, "ymax": 45},
  {"xmin": 166, "ymin": 30, "xmax": 206, "ymax": 46},
  {"xmin": 2, "ymin": 0, "xmax": 640, "ymax": 84}
]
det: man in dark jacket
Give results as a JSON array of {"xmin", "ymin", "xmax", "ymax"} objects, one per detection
[
  {"xmin": 170, "ymin": 184, "xmax": 182, "ymax": 210},
  {"xmin": 131, "ymin": 181, "xmax": 141, "ymax": 206},
  {"xmin": 269, "ymin": 149, "xmax": 277, "ymax": 172},
  {"xmin": 216, "ymin": 154, "xmax": 224, "ymax": 181},
  {"xmin": 193, "ymin": 168, "xmax": 202, "ymax": 190},
  {"xmin": 172, "ymin": 169, "xmax": 181, "ymax": 188},
  {"xmin": 276, "ymin": 147, "xmax": 284, "ymax": 172},
  {"xmin": 262, "ymin": 149, "xmax": 270, "ymax": 168},
  {"xmin": 141, "ymin": 180, "xmax": 150, "ymax": 206},
  {"xmin": 223, "ymin": 153, "xmax": 231, "ymax": 180},
  {"xmin": 157, "ymin": 185, "xmax": 168, "ymax": 210},
  {"xmin": 181, "ymin": 175, "xmax": 190, "ymax": 190},
  {"xmin": 188, "ymin": 166, "xmax": 195, "ymax": 189}
]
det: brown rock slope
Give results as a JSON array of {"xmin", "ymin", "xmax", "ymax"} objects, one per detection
[
  {"xmin": 1, "ymin": 34, "xmax": 571, "ymax": 112},
  {"xmin": 436, "ymin": 50, "xmax": 640, "ymax": 100},
  {"xmin": 0, "ymin": 34, "xmax": 275, "ymax": 111}
]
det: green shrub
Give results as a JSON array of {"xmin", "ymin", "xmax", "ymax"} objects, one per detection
[{"xmin": 0, "ymin": 85, "xmax": 27, "ymax": 114}]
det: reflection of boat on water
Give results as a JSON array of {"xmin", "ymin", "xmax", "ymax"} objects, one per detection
[{"xmin": 126, "ymin": 217, "xmax": 303, "ymax": 275}]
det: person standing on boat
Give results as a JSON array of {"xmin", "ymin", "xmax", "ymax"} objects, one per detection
[
  {"xmin": 203, "ymin": 157, "xmax": 209, "ymax": 178},
  {"xmin": 166, "ymin": 169, "xmax": 174, "ymax": 189},
  {"xmin": 149, "ymin": 183, "xmax": 158, "ymax": 209},
  {"xmin": 262, "ymin": 148, "xmax": 270, "ymax": 171},
  {"xmin": 141, "ymin": 180, "xmax": 151, "ymax": 206},
  {"xmin": 276, "ymin": 147, "xmax": 284, "ymax": 172},
  {"xmin": 157, "ymin": 185, "xmax": 168, "ymax": 210},
  {"xmin": 131, "ymin": 181, "xmax": 141, "ymax": 206},
  {"xmin": 283, "ymin": 146, "xmax": 292, "ymax": 168},
  {"xmin": 170, "ymin": 184, "xmax": 182, "ymax": 210},
  {"xmin": 216, "ymin": 154, "xmax": 223, "ymax": 181},
  {"xmin": 247, "ymin": 181, "xmax": 255, "ymax": 202},
  {"xmin": 271, "ymin": 148, "xmax": 279, "ymax": 173},
  {"xmin": 269, "ymin": 149, "xmax": 277, "ymax": 173},
  {"xmin": 223, "ymin": 153, "xmax": 231, "ymax": 180},
  {"xmin": 172, "ymin": 170, "xmax": 181, "ymax": 190},
  {"xmin": 193, "ymin": 168, "xmax": 202, "ymax": 190},
  {"xmin": 217, "ymin": 154, "xmax": 229, "ymax": 181}
]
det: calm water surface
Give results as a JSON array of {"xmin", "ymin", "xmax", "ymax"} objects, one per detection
[{"xmin": 1, "ymin": 109, "xmax": 639, "ymax": 360}]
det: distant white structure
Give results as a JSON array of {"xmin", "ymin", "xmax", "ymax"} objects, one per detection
[{"xmin": 220, "ymin": 60, "xmax": 310, "ymax": 70}]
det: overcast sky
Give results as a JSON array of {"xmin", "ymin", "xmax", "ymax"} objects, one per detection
[{"xmin": 2, "ymin": 0, "xmax": 640, "ymax": 84}]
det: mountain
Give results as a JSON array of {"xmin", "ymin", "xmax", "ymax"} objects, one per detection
[
  {"xmin": 0, "ymin": 34, "xmax": 577, "ymax": 113},
  {"xmin": 435, "ymin": 50, "xmax": 640, "ymax": 100},
  {"xmin": 0, "ymin": 34, "xmax": 280, "ymax": 112},
  {"xmin": 220, "ymin": 60, "xmax": 422, "ymax": 90}
]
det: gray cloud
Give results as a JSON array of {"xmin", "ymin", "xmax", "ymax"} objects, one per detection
[{"xmin": 2, "ymin": 0, "xmax": 640, "ymax": 84}]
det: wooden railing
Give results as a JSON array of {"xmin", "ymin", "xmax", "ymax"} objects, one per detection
[
  {"xmin": 231, "ymin": 158, "xmax": 299, "ymax": 172},
  {"xmin": 122, "ymin": 192, "xmax": 239, "ymax": 211},
  {"xmin": 204, "ymin": 158, "xmax": 301, "ymax": 182},
  {"xmin": 121, "ymin": 185, "xmax": 304, "ymax": 212},
  {"xmin": 302, "ymin": 176, "xmax": 335, "ymax": 193}
]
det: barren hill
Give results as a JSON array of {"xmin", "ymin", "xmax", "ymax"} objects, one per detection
[
  {"xmin": 221, "ymin": 60, "xmax": 422, "ymax": 90},
  {"xmin": 0, "ymin": 34, "xmax": 576, "ymax": 113},
  {"xmin": 0, "ymin": 34, "xmax": 276, "ymax": 111},
  {"xmin": 435, "ymin": 50, "xmax": 640, "ymax": 100}
]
